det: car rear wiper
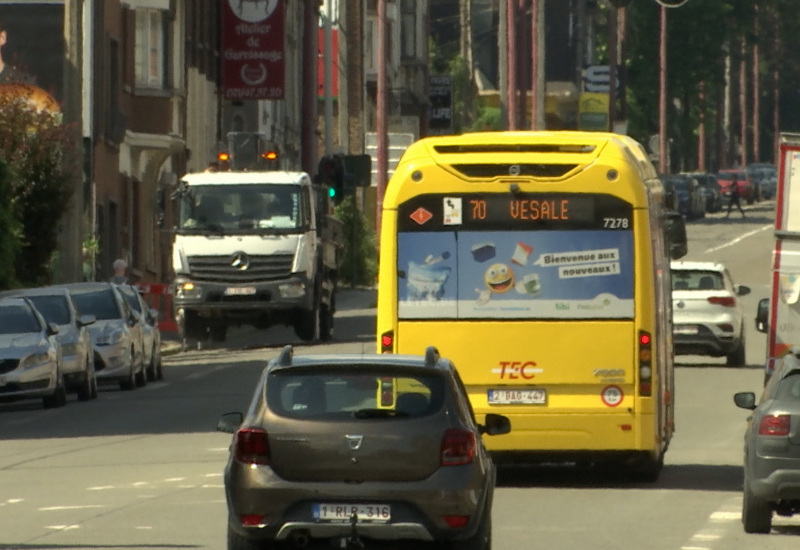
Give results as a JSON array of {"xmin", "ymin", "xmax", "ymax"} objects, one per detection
[{"xmin": 352, "ymin": 408, "xmax": 408, "ymax": 419}]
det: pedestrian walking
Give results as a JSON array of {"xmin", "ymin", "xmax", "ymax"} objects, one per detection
[
  {"xmin": 725, "ymin": 175, "xmax": 745, "ymax": 218},
  {"xmin": 110, "ymin": 258, "xmax": 129, "ymax": 284}
]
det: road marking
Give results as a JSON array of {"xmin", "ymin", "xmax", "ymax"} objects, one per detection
[
  {"xmin": 87, "ymin": 486, "xmax": 115, "ymax": 491},
  {"xmin": 705, "ymin": 224, "xmax": 772, "ymax": 253},
  {"xmin": 680, "ymin": 496, "xmax": 741, "ymax": 550},
  {"xmin": 39, "ymin": 505, "xmax": 104, "ymax": 511},
  {"xmin": 46, "ymin": 524, "xmax": 80, "ymax": 531}
]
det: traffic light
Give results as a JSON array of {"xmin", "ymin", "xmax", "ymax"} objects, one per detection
[{"xmin": 317, "ymin": 154, "xmax": 346, "ymax": 203}]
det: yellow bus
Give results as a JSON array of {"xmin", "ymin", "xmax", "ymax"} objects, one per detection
[{"xmin": 376, "ymin": 131, "xmax": 687, "ymax": 480}]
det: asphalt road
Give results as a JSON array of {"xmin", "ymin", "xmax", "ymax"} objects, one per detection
[{"xmin": 1, "ymin": 199, "xmax": 797, "ymax": 549}]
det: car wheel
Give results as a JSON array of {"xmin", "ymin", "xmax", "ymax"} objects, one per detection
[
  {"xmin": 43, "ymin": 369, "xmax": 67, "ymax": 409},
  {"xmin": 631, "ymin": 451, "xmax": 664, "ymax": 482},
  {"xmin": 743, "ymin": 481, "xmax": 772, "ymax": 534},
  {"xmin": 454, "ymin": 509, "xmax": 491, "ymax": 550},
  {"xmin": 294, "ymin": 302, "xmax": 320, "ymax": 342},
  {"xmin": 726, "ymin": 335, "xmax": 746, "ymax": 367},
  {"xmin": 155, "ymin": 351, "xmax": 164, "ymax": 381},
  {"xmin": 120, "ymin": 349, "xmax": 136, "ymax": 391},
  {"xmin": 146, "ymin": 347, "xmax": 158, "ymax": 382},
  {"xmin": 227, "ymin": 522, "xmax": 274, "ymax": 550},
  {"xmin": 77, "ymin": 352, "xmax": 95, "ymax": 401},
  {"xmin": 135, "ymin": 356, "xmax": 147, "ymax": 387}
]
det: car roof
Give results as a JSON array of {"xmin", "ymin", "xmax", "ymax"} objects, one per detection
[
  {"xmin": 55, "ymin": 282, "xmax": 116, "ymax": 293},
  {"xmin": 670, "ymin": 260, "xmax": 726, "ymax": 273},
  {"xmin": 266, "ymin": 345, "xmax": 451, "ymax": 374},
  {"xmin": 0, "ymin": 286, "xmax": 71, "ymax": 299},
  {"xmin": 0, "ymin": 297, "xmax": 33, "ymax": 308}
]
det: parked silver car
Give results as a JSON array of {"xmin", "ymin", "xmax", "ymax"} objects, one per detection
[
  {"xmin": 0, "ymin": 287, "xmax": 98, "ymax": 401},
  {"xmin": 117, "ymin": 284, "xmax": 163, "ymax": 382},
  {"xmin": 734, "ymin": 349, "xmax": 800, "ymax": 533},
  {"xmin": 671, "ymin": 261, "xmax": 750, "ymax": 366},
  {"xmin": 0, "ymin": 297, "xmax": 65, "ymax": 408},
  {"xmin": 58, "ymin": 283, "xmax": 146, "ymax": 391},
  {"xmin": 217, "ymin": 345, "xmax": 510, "ymax": 550}
]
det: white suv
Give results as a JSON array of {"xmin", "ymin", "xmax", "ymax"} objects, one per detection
[{"xmin": 671, "ymin": 261, "xmax": 750, "ymax": 366}]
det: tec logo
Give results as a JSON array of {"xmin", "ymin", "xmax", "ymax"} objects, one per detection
[{"xmin": 492, "ymin": 361, "xmax": 543, "ymax": 380}]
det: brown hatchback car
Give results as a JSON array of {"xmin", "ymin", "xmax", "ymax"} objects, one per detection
[{"xmin": 217, "ymin": 345, "xmax": 511, "ymax": 550}]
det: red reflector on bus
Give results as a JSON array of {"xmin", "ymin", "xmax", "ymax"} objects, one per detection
[{"xmin": 620, "ymin": 424, "xmax": 632, "ymax": 431}]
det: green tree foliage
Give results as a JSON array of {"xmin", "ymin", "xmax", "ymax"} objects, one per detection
[
  {"xmin": 0, "ymin": 158, "xmax": 21, "ymax": 288},
  {"xmin": 623, "ymin": 0, "xmax": 800, "ymax": 170},
  {"xmin": 334, "ymin": 195, "xmax": 377, "ymax": 287},
  {"xmin": 0, "ymin": 96, "xmax": 77, "ymax": 285}
]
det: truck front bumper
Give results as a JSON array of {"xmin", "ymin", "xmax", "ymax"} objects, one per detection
[{"xmin": 172, "ymin": 276, "xmax": 314, "ymax": 316}]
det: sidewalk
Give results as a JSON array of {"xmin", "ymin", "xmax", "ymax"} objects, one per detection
[{"xmin": 159, "ymin": 287, "xmax": 377, "ymax": 356}]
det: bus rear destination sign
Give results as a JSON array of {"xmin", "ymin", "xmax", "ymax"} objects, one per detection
[{"xmin": 399, "ymin": 194, "xmax": 633, "ymax": 232}]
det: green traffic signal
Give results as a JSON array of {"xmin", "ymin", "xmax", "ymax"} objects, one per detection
[{"xmin": 329, "ymin": 186, "xmax": 336, "ymax": 199}]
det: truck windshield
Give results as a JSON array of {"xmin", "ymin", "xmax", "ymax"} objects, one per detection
[{"xmin": 177, "ymin": 184, "xmax": 303, "ymax": 234}]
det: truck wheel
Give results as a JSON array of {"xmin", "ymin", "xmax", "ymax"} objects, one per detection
[
  {"xmin": 210, "ymin": 324, "xmax": 227, "ymax": 342},
  {"xmin": 319, "ymin": 294, "xmax": 335, "ymax": 341},
  {"xmin": 726, "ymin": 334, "xmax": 746, "ymax": 367},
  {"xmin": 294, "ymin": 305, "xmax": 319, "ymax": 342}
]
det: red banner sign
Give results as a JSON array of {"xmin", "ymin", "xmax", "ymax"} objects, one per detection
[{"xmin": 221, "ymin": 0, "xmax": 285, "ymax": 100}]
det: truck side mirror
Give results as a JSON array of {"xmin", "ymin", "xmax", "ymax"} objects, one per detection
[
  {"xmin": 665, "ymin": 210, "xmax": 687, "ymax": 260},
  {"xmin": 755, "ymin": 298, "xmax": 768, "ymax": 333}
]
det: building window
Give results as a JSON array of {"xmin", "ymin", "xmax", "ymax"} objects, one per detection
[
  {"xmin": 135, "ymin": 9, "xmax": 166, "ymax": 88},
  {"xmin": 400, "ymin": 0, "xmax": 416, "ymax": 61}
]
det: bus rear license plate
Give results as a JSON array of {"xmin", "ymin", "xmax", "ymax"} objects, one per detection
[
  {"xmin": 224, "ymin": 287, "xmax": 256, "ymax": 296},
  {"xmin": 488, "ymin": 389, "xmax": 546, "ymax": 405},
  {"xmin": 674, "ymin": 325, "xmax": 698, "ymax": 335},
  {"xmin": 313, "ymin": 504, "xmax": 391, "ymax": 523}
]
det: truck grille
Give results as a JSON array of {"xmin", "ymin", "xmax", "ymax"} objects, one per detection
[{"xmin": 187, "ymin": 254, "xmax": 294, "ymax": 283}]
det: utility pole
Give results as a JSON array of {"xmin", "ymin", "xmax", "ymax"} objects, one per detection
[
  {"xmin": 658, "ymin": 5, "xmax": 667, "ymax": 173},
  {"xmin": 323, "ymin": 0, "xmax": 333, "ymax": 156},
  {"xmin": 752, "ymin": 2, "xmax": 760, "ymax": 163},
  {"xmin": 376, "ymin": 0, "xmax": 388, "ymax": 242},
  {"xmin": 499, "ymin": 0, "xmax": 508, "ymax": 129},
  {"xmin": 507, "ymin": 0, "xmax": 518, "ymax": 130},
  {"xmin": 301, "ymin": 0, "xmax": 318, "ymax": 174},
  {"xmin": 530, "ymin": 0, "xmax": 543, "ymax": 130}
]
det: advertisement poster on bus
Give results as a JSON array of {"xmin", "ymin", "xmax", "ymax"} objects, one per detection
[
  {"xmin": 397, "ymin": 230, "xmax": 634, "ymax": 320},
  {"xmin": 0, "ymin": 2, "xmax": 65, "ymax": 104},
  {"xmin": 221, "ymin": 0, "xmax": 285, "ymax": 100}
]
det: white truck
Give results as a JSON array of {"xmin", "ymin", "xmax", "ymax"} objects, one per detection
[
  {"xmin": 171, "ymin": 135, "xmax": 341, "ymax": 347},
  {"xmin": 755, "ymin": 133, "xmax": 800, "ymax": 382}
]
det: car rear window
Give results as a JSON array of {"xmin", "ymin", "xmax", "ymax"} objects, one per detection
[
  {"xmin": 671, "ymin": 270, "xmax": 724, "ymax": 291},
  {"xmin": 266, "ymin": 369, "xmax": 446, "ymax": 420},
  {"xmin": 775, "ymin": 372, "xmax": 800, "ymax": 402}
]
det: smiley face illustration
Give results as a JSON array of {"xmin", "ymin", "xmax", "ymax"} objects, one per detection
[{"xmin": 484, "ymin": 263, "xmax": 515, "ymax": 293}]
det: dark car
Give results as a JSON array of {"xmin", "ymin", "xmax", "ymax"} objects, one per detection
[
  {"xmin": 734, "ymin": 349, "xmax": 800, "ymax": 533},
  {"xmin": 660, "ymin": 174, "xmax": 705, "ymax": 220},
  {"xmin": 747, "ymin": 163, "xmax": 778, "ymax": 201},
  {"xmin": 717, "ymin": 168, "xmax": 757, "ymax": 205},
  {"xmin": 217, "ymin": 345, "xmax": 511, "ymax": 550},
  {"xmin": 683, "ymin": 172, "xmax": 723, "ymax": 213}
]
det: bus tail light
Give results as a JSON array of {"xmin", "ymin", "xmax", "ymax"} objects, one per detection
[
  {"xmin": 638, "ymin": 330, "xmax": 652, "ymax": 397},
  {"xmin": 380, "ymin": 331, "xmax": 394, "ymax": 353}
]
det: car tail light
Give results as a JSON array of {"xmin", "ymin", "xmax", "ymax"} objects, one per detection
[
  {"xmin": 758, "ymin": 414, "xmax": 790, "ymax": 436},
  {"xmin": 638, "ymin": 330, "xmax": 652, "ymax": 397},
  {"xmin": 441, "ymin": 429, "xmax": 475, "ymax": 466},
  {"xmin": 443, "ymin": 515, "xmax": 470, "ymax": 528},
  {"xmin": 380, "ymin": 331, "xmax": 394, "ymax": 353},
  {"xmin": 240, "ymin": 514, "xmax": 265, "ymax": 526},
  {"xmin": 235, "ymin": 427, "xmax": 270, "ymax": 465},
  {"xmin": 707, "ymin": 296, "xmax": 736, "ymax": 307}
]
